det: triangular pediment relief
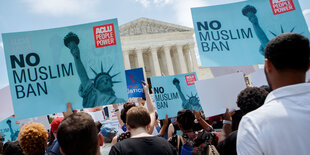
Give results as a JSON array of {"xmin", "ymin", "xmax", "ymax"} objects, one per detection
[{"xmin": 120, "ymin": 17, "xmax": 193, "ymax": 36}]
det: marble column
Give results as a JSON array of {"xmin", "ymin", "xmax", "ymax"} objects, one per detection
[
  {"xmin": 184, "ymin": 49, "xmax": 192, "ymax": 72},
  {"xmin": 151, "ymin": 48, "xmax": 161, "ymax": 76},
  {"xmin": 136, "ymin": 49, "xmax": 147, "ymax": 80},
  {"xmin": 136, "ymin": 49, "xmax": 144, "ymax": 68},
  {"xmin": 163, "ymin": 46, "xmax": 174, "ymax": 75},
  {"xmin": 123, "ymin": 51, "xmax": 131, "ymax": 70},
  {"xmin": 189, "ymin": 43, "xmax": 199, "ymax": 72},
  {"xmin": 176, "ymin": 45, "xmax": 188, "ymax": 74}
]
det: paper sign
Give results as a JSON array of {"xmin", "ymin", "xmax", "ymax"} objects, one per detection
[
  {"xmin": 196, "ymin": 72, "xmax": 246, "ymax": 117},
  {"xmin": 250, "ymin": 69, "xmax": 268, "ymax": 87},
  {"xmin": 2, "ymin": 19, "xmax": 128, "ymax": 120},
  {"xmin": 18, "ymin": 115, "xmax": 50, "ymax": 130},
  {"xmin": 0, "ymin": 86, "xmax": 14, "ymax": 122},
  {"xmin": 126, "ymin": 68, "xmax": 145, "ymax": 98},
  {"xmin": 210, "ymin": 65, "xmax": 256, "ymax": 77},
  {"xmin": 191, "ymin": 0, "xmax": 310, "ymax": 67},
  {"xmin": 151, "ymin": 72, "xmax": 202, "ymax": 120},
  {"xmin": 0, "ymin": 117, "xmax": 20, "ymax": 143}
]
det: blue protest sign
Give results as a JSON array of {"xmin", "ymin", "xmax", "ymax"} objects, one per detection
[
  {"xmin": 125, "ymin": 68, "xmax": 145, "ymax": 98},
  {"xmin": 191, "ymin": 0, "xmax": 310, "ymax": 67},
  {"xmin": 151, "ymin": 72, "xmax": 202, "ymax": 120},
  {"xmin": 2, "ymin": 19, "xmax": 128, "ymax": 120},
  {"xmin": 0, "ymin": 117, "xmax": 19, "ymax": 143}
]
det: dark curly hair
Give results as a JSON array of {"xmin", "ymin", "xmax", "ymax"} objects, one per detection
[
  {"xmin": 265, "ymin": 33, "xmax": 310, "ymax": 71},
  {"xmin": 176, "ymin": 109, "xmax": 195, "ymax": 131},
  {"xmin": 120, "ymin": 102, "xmax": 136, "ymax": 123},
  {"xmin": 3, "ymin": 141, "xmax": 24, "ymax": 155},
  {"xmin": 236, "ymin": 87, "xmax": 269, "ymax": 116}
]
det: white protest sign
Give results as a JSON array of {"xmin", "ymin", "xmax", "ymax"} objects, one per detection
[
  {"xmin": 210, "ymin": 65, "xmax": 256, "ymax": 77},
  {"xmin": 18, "ymin": 115, "xmax": 50, "ymax": 130},
  {"xmin": 250, "ymin": 69, "xmax": 268, "ymax": 87},
  {"xmin": 0, "ymin": 86, "xmax": 14, "ymax": 122},
  {"xmin": 196, "ymin": 72, "xmax": 246, "ymax": 117},
  {"xmin": 87, "ymin": 111, "xmax": 105, "ymax": 122}
]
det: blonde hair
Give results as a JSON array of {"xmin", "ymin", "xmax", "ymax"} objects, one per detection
[{"xmin": 19, "ymin": 122, "xmax": 48, "ymax": 155}]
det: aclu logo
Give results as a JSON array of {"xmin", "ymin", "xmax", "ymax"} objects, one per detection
[
  {"xmin": 128, "ymin": 72, "xmax": 143, "ymax": 94},
  {"xmin": 93, "ymin": 23, "xmax": 116, "ymax": 48},
  {"xmin": 270, "ymin": 0, "xmax": 295, "ymax": 15}
]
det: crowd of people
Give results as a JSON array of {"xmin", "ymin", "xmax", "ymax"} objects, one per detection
[{"xmin": 0, "ymin": 32, "xmax": 309, "ymax": 155}]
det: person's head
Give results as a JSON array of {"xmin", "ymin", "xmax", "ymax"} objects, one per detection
[
  {"xmin": 120, "ymin": 102, "xmax": 136, "ymax": 123},
  {"xmin": 50, "ymin": 117, "xmax": 64, "ymax": 138},
  {"xmin": 237, "ymin": 87, "xmax": 269, "ymax": 116},
  {"xmin": 2, "ymin": 141, "xmax": 24, "ymax": 155},
  {"xmin": 176, "ymin": 110, "xmax": 195, "ymax": 132},
  {"xmin": 126, "ymin": 106, "xmax": 151, "ymax": 130},
  {"xmin": 264, "ymin": 33, "xmax": 310, "ymax": 90},
  {"xmin": 19, "ymin": 122, "xmax": 48, "ymax": 155},
  {"xmin": 100, "ymin": 126, "xmax": 117, "ymax": 143},
  {"xmin": 57, "ymin": 112, "xmax": 103, "ymax": 155}
]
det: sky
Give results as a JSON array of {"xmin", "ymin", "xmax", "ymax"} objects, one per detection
[{"xmin": 0, "ymin": 0, "xmax": 310, "ymax": 88}]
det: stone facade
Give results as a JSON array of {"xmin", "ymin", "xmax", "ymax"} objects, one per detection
[{"xmin": 120, "ymin": 17, "xmax": 212, "ymax": 80}]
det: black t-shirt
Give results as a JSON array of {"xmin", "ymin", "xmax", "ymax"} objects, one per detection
[
  {"xmin": 109, "ymin": 136, "xmax": 176, "ymax": 155},
  {"xmin": 216, "ymin": 130, "xmax": 237, "ymax": 155}
]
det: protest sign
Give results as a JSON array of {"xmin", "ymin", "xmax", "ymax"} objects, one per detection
[
  {"xmin": 196, "ymin": 72, "xmax": 246, "ymax": 117},
  {"xmin": 126, "ymin": 68, "xmax": 145, "ymax": 98},
  {"xmin": 210, "ymin": 65, "xmax": 255, "ymax": 77},
  {"xmin": 18, "ymin": 115, "xmax": 50, "ymax": 130},
  {"xmin": 2, "ymin": 19, "xmax": 128, "ymax": 120},
  {"xmin": 0, "ymin": 117, "xmax": 19, "ymax": 143},
  {"xmin": 151, "ymin": 72, "xmax": 202, "ymax": 120},
  {"xmin": 0, "ymin": 86, "xmax": 14, "ymax": 122},
  {"xmin": 191, "ymin": 0, "xmax": 310, "ymax": 67},
  {"xmin": 250, "ymin": 69, "xmax": 268, "ymax": 87}
]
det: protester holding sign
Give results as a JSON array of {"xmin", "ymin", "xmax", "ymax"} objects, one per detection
[
  {"xmin": 151, "ymin": 72, "xmax": 202, "ymax": 120},
  {"xmin": 2, "ymin": 19, "xmax": 128, "ymax": 120},
  {"xmin": 191, "ymin": 0, "xmax": 310, "ymax": 67}
]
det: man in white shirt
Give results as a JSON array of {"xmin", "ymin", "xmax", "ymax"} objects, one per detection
[{"xmin": 237, "ymin": 33, "xmax": 310, "ymax": 155}]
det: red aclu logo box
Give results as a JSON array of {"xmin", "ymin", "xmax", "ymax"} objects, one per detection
[
  {"xmin": 185, "ymin": 74, "xmax": 196, "ymax": 85},
  {"xmin": 93, "ymin": 23, "xmax": 116, "ymax": 48},
  {"xmin": 269, "ymin": 0, "xmax": 295, "ymax": 15}
]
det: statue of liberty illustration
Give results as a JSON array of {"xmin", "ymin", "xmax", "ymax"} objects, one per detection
[
  {"xmin": 242, "ymin": 5, "xmax": 296, "ymax": 55},
  {"xmin": 172, "ymin": 78, "xmax": 202, "ymax": 111},
  {"xmin": 64, "ymin": 32, "xmax": 126, "ymax": 108},
  {"xmin": 6, "ymin": 119, "xmax": 19, "ymax": 141}
]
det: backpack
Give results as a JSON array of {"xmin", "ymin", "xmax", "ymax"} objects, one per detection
[{"xmin": 176, "ymin": 130, "xmax": 219, "ymax": 155}]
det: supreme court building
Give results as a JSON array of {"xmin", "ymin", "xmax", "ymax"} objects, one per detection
[{"xmin": 119, "ymin": 17, "xmax": 212, "ymax": 80}]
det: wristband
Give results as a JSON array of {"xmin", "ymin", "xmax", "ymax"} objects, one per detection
[{"xmin": 223, "ymin": 120, "xmax": 232, "ymax": 125}]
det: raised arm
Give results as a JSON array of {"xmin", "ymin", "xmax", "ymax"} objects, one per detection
[
  {"xmin": 219, "ymin": 108, "xmax": 235, "ymax": 143},
  {"xmin": 64, "ymin": 32, "xmax": 90, "ymax": 87},
  {"xmin": 193, "ymin": 110, "xmax": 213, "ymax": 132},
  {"xmin": 158, "ymin": 114, "xmax": 169, "ymax": 137},
  {"xmin": 112, "ymin": 104, "xmax": 124, "ymax": 127},
  {"xmin": 142, "ymin": 81, "xmax": 156, "ymax": 134}
]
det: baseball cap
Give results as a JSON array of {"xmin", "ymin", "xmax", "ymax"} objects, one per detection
[
  {"xmin": 100, "ymin": 125, "xmax": 117, "ymax": 137},
  {"xmin": 51, "ymin": 117, "xmax": 64, "ymax": 133}
]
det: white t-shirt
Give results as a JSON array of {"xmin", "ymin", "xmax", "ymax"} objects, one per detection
[{"xmin": 237, "ymin": 83, "xmax": 310, "ymax": 155}]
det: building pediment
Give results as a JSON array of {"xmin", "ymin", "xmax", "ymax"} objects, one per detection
[{"xmin": 120, "ymin": 17, "xmax": 193, "ymax": 36}]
